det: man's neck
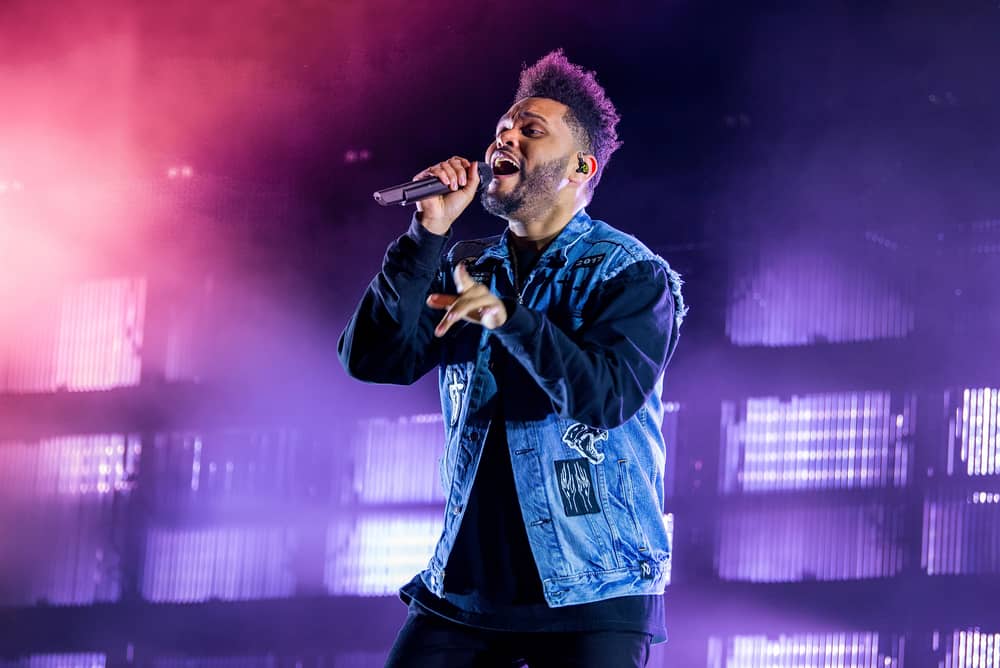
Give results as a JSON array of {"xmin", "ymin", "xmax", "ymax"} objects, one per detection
[{"xmin": 506, "ymin": 202, "xmax": 585, "ymax": 251}]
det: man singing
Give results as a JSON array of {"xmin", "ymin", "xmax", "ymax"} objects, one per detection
[{"xmin": 339, "ymin": 50, "xmax": 685, "ymax": 667}]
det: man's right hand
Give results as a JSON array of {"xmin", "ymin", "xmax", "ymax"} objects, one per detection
[{"xmin": 413, "ymin": 157, "xmax": 481, "ymax": 235}]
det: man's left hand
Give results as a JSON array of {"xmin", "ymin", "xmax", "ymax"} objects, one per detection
[{"xmin": 427, "ymin": 263, "xmax": 508, "ymax": 337}]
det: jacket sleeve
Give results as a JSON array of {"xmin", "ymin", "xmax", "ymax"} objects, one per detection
[
  {"xmin": 337, "ymin": 216, "xmax": 450, "ymax": 385},
  {"xmin": 490, "ymin": 259, "xmax": 677, "ymax": 429}
]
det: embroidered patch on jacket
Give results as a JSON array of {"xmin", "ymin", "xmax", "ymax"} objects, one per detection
[
  {"xmin": 554, "ymin": 458, "xmax": 601, "ymax": 517},
  {"xmin": 561, "ymin": 423, "xmax": 608, "ymax": 465},
  {"xmin": 571, "ymin": 253, "xmax": 605, "ymax": 270},
  {"xmin": 446, "ymin": 367, "xmax": 466, "ymax": 426},
  {"xmin": 639, "ymin": 561, "xmax": 654, "ymax": 580}
]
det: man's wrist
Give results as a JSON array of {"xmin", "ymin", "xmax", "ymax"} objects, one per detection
[
  {"xmin": 415, "ymin": 211, "xmax": 454, "ymax": 237},
  {"xmin": 404, "ymin": 214, "xmax": 451, "ymax": 268}
]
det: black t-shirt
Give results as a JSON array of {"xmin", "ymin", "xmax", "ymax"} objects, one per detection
[{"xmin": 401, "ymin": 241, "xmax": 667, "ymax": 641}]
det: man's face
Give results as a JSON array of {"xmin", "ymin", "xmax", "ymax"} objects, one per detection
[{"xmin": 481, "ymin": 97, "xmax": 578, "ymax": 221}]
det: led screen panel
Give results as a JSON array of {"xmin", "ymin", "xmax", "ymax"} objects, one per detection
[
  {"xmin": 946, "ymin": 388, "xmax": 1000, "ymax": 477},
  {"xmin": 721, "ymin": 392, "xmax": 913, "ymax": 494},
  {"xmin": 0, "ymin": 655, "xmax": 106, "ymax": 668},
  {"xmin": 922, "ymin": 491, "xmax": 1000, "ymax": 575},
  {"xmin": 708, "ymin": 632, "xmax": 904, "ymax": 668},
  {"xmin": 325, "ymin": 511, "xmax": 442, "ymax": 597},
  {"xmin": 938, "ymin": 629, "xmax": 1000, "ymax": 668},
  {"xmin": 145, "ymin": 429, "xmax": 334, "ymax": 511},
  {"xmin": 0, "ymin": 277, "xmax": 145, "ymax": 392},
  {"xmin": 716, "ymin": 499, "xmax": 907, "ymax": 582},
  {"xmin": 0, "ymin": 435, "xmax": 138, "ymax": 605},
  {"xmin": 141, "ymin": 526, "xmax": 298, "ymax": 602},
  {"xmin": 350, "ymin": 415, "xmax": 446, "ymax": 504},
  {"xmin": 726, "ymin": 241, "xmax": 913, "ymax": 347}
]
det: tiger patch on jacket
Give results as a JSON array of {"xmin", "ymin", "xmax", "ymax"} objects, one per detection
[{"xmin": 561, "ymin": 423, "xmax": 608, "ymax": 465}]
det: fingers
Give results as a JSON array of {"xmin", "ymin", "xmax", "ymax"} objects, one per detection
[
  {"xmin": 431, "ymin": 262, "xmax": 508, "ymax": 336},
  {"xmin": 480, "ymin": 305, "xmax": 504, "ymax": 330},
  {"xmin": 434, "ymin": 293, "xmax": 507, "ymax": 337},
  {"xmin": 453, "ymin": 262, "xmax": 476, "ymax": 293},
  {"xmin": 426, "ymin": 293, "xmax": 457, "ymax": 309},
  {"xmin": 415, "ymin": 157, "xmax": 471, "ymax": 191},
  {"xmin": 467, "ymin": 160, "xmax": 480, "ymax": 190}
]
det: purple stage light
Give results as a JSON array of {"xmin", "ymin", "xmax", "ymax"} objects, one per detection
[
  {"xmin": 708, "ymin": 632, "xmax": 904, "ymax": 668},
  {"xmin": 0, "ymin": 434, "xmax": 139, "ymax": 498},
  {"xmin": 0, "ymin": 435, "xmax": 137, "ymax": 605},
  {"xmin": 726, "ymin": 242, "xmax": 914, "ymax": 347},
  {"xmin": 947, "ymin": 388, "xmax": 1000, "ymax": 477},
  {"xmin": 141, "ymin": 526, "xmax": 298, "ymax": 602},
  {"xmin": 325, "ymin": 512, "xmax": 442, "ymax": 596},
  {"xmin": 721, "ymin": 392, "xmax": 914, "ymax": 494},
  {"xmin": 146, "ymin": 429, "xmax": 331, "ymax": 510},
  {"xmin": 716, "ymin": 499, "xmax": 907, "ymax": 582},
  {"xmin": 922, "ymin": 491, "xmax": 1000, "ymax": 576},
  {"xmin": 0, "ymin": 654, "xmax": 107, "ymax": 668},
  {"xmin": 940, "ymin": 629, "xmax": 1000, "ymax": 667},
  {"xmin": 150, "ymin": 657, "xmax": 278, "ymax": 668},
  {"xmin": 348, "ymin": 414, "xmax": 447, "ymax": 504}
]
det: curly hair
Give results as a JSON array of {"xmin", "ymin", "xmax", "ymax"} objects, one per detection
[{"xmin": 514, "ymin": 49, "xmax": 622, "ymax": 193}]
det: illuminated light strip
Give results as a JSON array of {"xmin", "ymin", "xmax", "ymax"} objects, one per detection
[
  {"xmin": 949, "ymin": 388, "xmax": 1000, "ymax": 477},
  {"xmin": 149, "ymin": 658, "xmax": 278, "ymax": 668},
  {"xmin": 0, "ymin": 277, "xmax": 145, "ymax": 393},
  {"xmin": 725, "ymin": 244, "xmax": 915, "ymax": 347},
  {"xmin": 922, "ymin": 493, "xmax": 1000, "ymax": 575},
  {"xmin": 943, "ymin": 629, "xmax": 1000, "ymax": 667},
  {"xmin": 708, "ymin": 632, "xmax": 903, "ymax": 667},
  {"xmin": 54, "ymin": 277, "xmax": 145, "ymax": 391},
  {"xmin": 0, "ymin": 436, "xmax": 133, "ymax": 605},
  {"xmin": 146, "ymin": 429, "xmax": 312, "ymax": 510},
  {"xmin": 0, "ymin": 435, "xmax": 139, "ymax": 499},
  {"xmin": 325, "ymin": 513, "xmax": 442, "ymax": 596},
  {"xmin": 351, "ymin": 415, "xmax": 447, "ymax": 504},
  {"xmin": 721, "ymin": 392, "xmax": 913, "ymax": 494},
  {"xmin": 7, "ymin": 654, "xmax": 108, "ymax": 668},
  {"xmin": 141, "ymin": 527, "xmax": 297, "ymax": 602},
  {"xmin": 717, "ymin": 502, "xmax": 906, "ymax": 582}
]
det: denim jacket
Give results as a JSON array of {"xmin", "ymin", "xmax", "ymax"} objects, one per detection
[{"xmin": 339, "ymin": 208, "xmax": 684, "ymax": 608}]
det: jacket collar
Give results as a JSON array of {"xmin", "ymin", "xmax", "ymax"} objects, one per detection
[{"xmin": 475, "ymin": 208, "xmax": 594, "ymax": 267}]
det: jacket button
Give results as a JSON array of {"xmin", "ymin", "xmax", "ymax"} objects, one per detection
[{"xmin": 453, "ymin": 505, "xmax": 463, "ymax": 515}]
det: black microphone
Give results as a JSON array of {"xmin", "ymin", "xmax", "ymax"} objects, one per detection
[{"xmin": 373, "ymin": 162, "xmax": 493, "ymax": 206}]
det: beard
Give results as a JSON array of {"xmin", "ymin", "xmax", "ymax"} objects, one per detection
[{"xmin": 480, "ymin": 154, "xmax": 570, "ymax": 221}]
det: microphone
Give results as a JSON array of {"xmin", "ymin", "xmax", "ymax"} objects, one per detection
[{"xmin": 373, "ymin": 162, "xmax": 493, "ymax": 206}]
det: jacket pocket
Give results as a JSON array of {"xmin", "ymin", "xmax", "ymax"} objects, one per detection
[{"xmin": 616, "ymin": 458, "xmax": 650, "ymax": 555}]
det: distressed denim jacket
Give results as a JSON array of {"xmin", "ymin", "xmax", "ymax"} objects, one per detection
[{"xmin": 339, "ymin": 208, "xmax": 684, "ymax": 608}]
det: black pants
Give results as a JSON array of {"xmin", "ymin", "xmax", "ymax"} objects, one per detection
[{"xmin": 384, "ymin": 605, "xmax": 652, "ymax": 668}]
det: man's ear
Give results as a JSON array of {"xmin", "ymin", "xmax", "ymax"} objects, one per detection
[{"xmin": 570, "ymin": 152, "xmax": 598, "ymax": 185}]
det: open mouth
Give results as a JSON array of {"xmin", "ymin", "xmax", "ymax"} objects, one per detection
[{"xmin": 491, "ymin": 154, "xmax": 521, "ymax": 177}]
